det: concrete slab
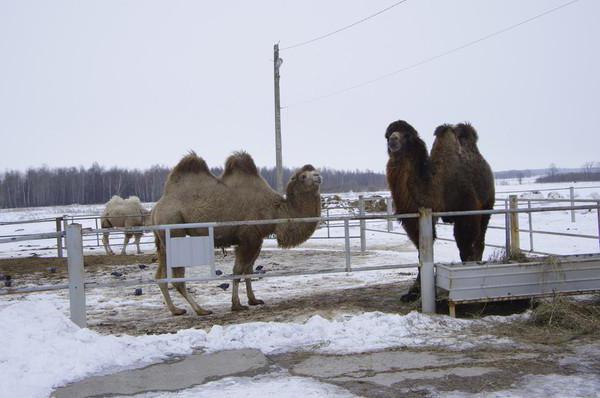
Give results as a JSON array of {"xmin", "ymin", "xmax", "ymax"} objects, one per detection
[
  {"xmin": 332, "ymin": 366, "xmax": 498, "ymax": 387},
  {"xmin": 292, "ymin": 350, "xmax": 474, "ymax": 378},
  {"xmin": 51, "ymin": 349, "xmax": 270, "ymax": 398}
]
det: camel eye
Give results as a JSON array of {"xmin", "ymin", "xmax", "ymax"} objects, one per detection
[{"xmin": 301, "ymin": 175, "xmax": 306, "ymax": 180}]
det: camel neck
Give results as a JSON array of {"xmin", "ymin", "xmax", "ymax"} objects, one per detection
[{"xmin": 275, "ymin": 192, "xmax": 321, "ymax": 248}]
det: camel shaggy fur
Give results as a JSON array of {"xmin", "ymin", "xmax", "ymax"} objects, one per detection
[
  {"xmin": 385, "ymin": 120, "xmax": 495, "ymax": 301},
  {"xmin": 151, "ymin": 151, "xmax": 322, "ymax": 316},
  {"xmin": 101, "ymin": 195, "xmax": 151, "ymax": 255}
]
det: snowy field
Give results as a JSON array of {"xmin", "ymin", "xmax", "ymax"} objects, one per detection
[{"xmin": 1, "ymin": 180, "xmax": 599, "ymax": 397}]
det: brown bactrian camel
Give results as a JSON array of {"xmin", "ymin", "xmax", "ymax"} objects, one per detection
[
  {"xmin": 151, "ymin": 151, "xmax": 322, "ymax": 315},
  {"xmin": 101, "ymin": 195, "xmax": 151, "ymax": 255},
  {"xmin": 385, "ymin": 120, "xmax": 494, "ymax": 302}
]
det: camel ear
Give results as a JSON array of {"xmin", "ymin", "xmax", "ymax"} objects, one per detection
[{"xmin": 290, "ymin": 175, "xmax": 297, "ymax": 182}]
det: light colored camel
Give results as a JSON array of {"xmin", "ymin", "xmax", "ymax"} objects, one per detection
[
  {"xmin": 151, "ymin": 151, "xmax": 322, "ymax": 316},
  {"xmin": 101, "ymin": 195, "xmax": 151, "ymax": 255}
]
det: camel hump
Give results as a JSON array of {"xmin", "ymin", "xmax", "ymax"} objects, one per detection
[
  {"xmin": 433, "ymin": 124, "xmax": 454, "ymax": 137},
  {"xmin": 171, "ymin": 151, "xmax": 210, "ymax": 177},
  {"xmin": 454, "ymin": 123, "xmax": 479, "ymax": 144},
  {"xmin": 106, "ymin": 195, "xmax": 124, "ymax": 205},
  {"xmin": 124, "ymin": 196, "xmax": 141, "ymax": 204},
  {"xmin": 224, "ymin": 151, "xmax": 258, "ymax": 176}
]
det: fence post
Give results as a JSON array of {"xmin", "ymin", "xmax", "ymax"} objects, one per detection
[
  {"xmin": 62, "ymin": 215, "xmax": 69, "ymax": 248},
  {"xmin": 527, "ymin": 200, "xmax": 534, "ymax": 252},
  {"xmin": 326, "ymin": 208, "xmax": 330, "ymax": 239},
  {"xmin": 504, "ymin": 199, "xmax": 511, "ymax": 257},
  {"xmin": 95, "ymin": 217, "xmax": 100, "ymax": 247},
  {"xmin": 597, "ymin": 201, "xmax": 600, "ymax": 252},
  {"xmin": 386, "ymin": 197, "xmax": 394, "ymax": 232},
  {"xmin": 570, "ymin": 186, "xmax": 575, "ymax": 223},
  {"xmin": 358, "ymin": 195, "xmax": 366, "ymax": 253},
  {"xmin": 55, "ymin": 217, "xmax": 64, "ymax": 258},
  {"xmin": 509, "ymin": 195, "xmax": 520, "ymax": 256},
  {"xmin": 418, "ymin": 208, "xmax": 435, "ymax": 314},
  {"xmin": 67, "ymin": 224, "xmax": 86, "ymax": 328},
  {"xmin": 344, "ymin": 219, "xmax": 351, "ymax": 272}
]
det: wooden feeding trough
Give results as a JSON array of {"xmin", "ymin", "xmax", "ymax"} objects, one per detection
[{"xmin": 436, "ymin": 254, "xmax": 600, "ymax": 317}]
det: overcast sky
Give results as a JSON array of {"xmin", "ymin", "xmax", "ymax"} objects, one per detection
[{"xmin": 1, "ymin": 0, "xmax": 598, "ymax": 174}]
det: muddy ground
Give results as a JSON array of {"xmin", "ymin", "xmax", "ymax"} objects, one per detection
[{"xmin": 1, "ymin": 254, "xmax": 594, "ymax": 344}]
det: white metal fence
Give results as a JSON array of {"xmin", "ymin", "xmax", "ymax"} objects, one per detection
[{"xmin": 1, "ymin": 199, "xmax": 600, "ymax": 326}]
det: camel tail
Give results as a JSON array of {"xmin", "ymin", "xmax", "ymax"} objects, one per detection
[
  {"xmin": 170, "ymin": 151, "xmax": 210, "ymax": 178},
  {"xmin": 223, "ymin": 151, "xmax": 259, "ymax": 176},
  {"xmin": 454, "ymin": 123, "xmax": 479, "ymax": 144}
]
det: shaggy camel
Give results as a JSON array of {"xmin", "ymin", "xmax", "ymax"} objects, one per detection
[
  {"xmin": 385, "ymin": 120, "xmax": 495, "ymax": 301},
  {"xmin": 151, "ymin": 151, "xmax": 322, "ymax": 315},
  {"xmin": 101, "ymin": 196, "xmax": 151, "ymax": 255}
]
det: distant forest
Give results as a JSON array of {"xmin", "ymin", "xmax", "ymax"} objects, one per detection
[
  {"xmin": 0, "ymin": 164, "xmax": 387, "ymax": 209},
  {"xmin": 2, "ymin": 162, "xmax": 598, "ymax": 209}
]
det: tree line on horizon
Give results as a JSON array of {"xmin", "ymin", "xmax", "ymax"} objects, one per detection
[
  {"xmin": 2, "ymin": 162, "xmax": 598, "ymax": 209},
  {"xmin": 0, "ymin": 164, "xmax": 387, "ymax": 209}
]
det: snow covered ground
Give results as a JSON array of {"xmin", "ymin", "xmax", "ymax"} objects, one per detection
[
  {"xmin": 1, "ymin": 180, "xmax": 599, "ymax": 397},
  {"xmin": 0, "ymin": 300, "xmax": 524, "ymax": 398}
]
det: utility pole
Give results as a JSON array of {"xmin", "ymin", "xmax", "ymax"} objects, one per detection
[{"xmin": 273, "ymin": 43, "xmax": 284, "ymax": 193}]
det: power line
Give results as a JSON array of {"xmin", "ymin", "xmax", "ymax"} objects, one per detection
[
  {"xmin": 281, "ymin": 0, "xmax": 410, "ymax": 51},
  {"xmin": 284, "ymin": 0, "xmax": 581, "ymax": 108}
]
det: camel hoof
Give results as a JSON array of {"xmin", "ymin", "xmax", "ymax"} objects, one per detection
[
  {"xmin": 249, "ymin": 299, "xmax": 264, "ymax": 306},
  {"xmin": 400, "ymin": 291, "xmax": 420, "ymax": 303},
  {"xmin": 195, "ymin": 309, "xmax": 213, "ymax": 316},
  {"xmin": 232, "ymin": 304, "xmax": 249, "ymax": 311},
  {"xmin": 171, "ymin": 308, "xmax": 187, "ymax": 316}
]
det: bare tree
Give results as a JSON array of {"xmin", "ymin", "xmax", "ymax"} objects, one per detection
[{"xmin": 582, "ymin": 161, "xmax": 596, "ymax": 178}]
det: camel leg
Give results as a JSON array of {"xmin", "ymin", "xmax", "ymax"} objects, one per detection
[
  {"xmin": 102, "ymin": 232, "xmax": 114, "ymax": 255},
  {"xmin": 172, "ymin": 267, "xmax": 213, "ymax": 316},
  {"xmin": 155, "ymin": 234, "xmax": 186, "ymax": 316},
  {"xmin": 121, "ymin": 233, "xmax": 132, "ymax": 255},
  {"xmin": 134, "ymin": 232, "xmax": 143, "ymax": 254},
  {"xmin": 474, "ymin": 214, "xmax": 491, "ymax": 261},
  {"xmin": 245, "ymin": 246, "xmax": 264, "ymax": 306},
  {"xmin": 399, "ymin": 218, "xmax": 433, "ymax": 303},
  {"xmin": 232, "ymin": 240, "xmax": 262, "ymax": 311},
  {"xmin": 454, "ymin": 216, "xmax": 480, "ymax": 262},
  {"xmin": 401, "ymin": 268, "xmax": 421, "ymax": 302},
  {"xmin": 231, "ymin": 251, "xmax": 248, "ymax": 312}
]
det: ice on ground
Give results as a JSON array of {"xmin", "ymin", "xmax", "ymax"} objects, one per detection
[
  {"xmin": 0, "ymin": 301, "xmax": 522, "ymax": 398},
  {"xmin": 123, "ymin": 372, "xmax": 358, "ymax": 398},
  {"xmin": 435, "ymin": 374, "xmax": 600, "ymax": 398}
]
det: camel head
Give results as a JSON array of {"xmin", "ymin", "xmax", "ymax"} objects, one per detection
[
  {"xmin": 385, "ymin": 120, "xmax": 420, "ymax": 155},
  {"xmin": 286, "ymin": 165, "xmax": 322, "ymax": 197}
]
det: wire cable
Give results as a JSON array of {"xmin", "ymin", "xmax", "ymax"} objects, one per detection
[
  {"xmin": 284, "ymin": 0, "xmax": 580, "ymax": 108},
  {"xmin": 281, "ymin": 0, "xmax": 410, "ymax": 51}
]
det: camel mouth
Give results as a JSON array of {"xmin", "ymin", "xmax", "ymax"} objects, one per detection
[
  {"xmin": 387, "ymin": 140, "xmax": 401, "ymax": 153},
  {"xmin": 387, "ymin": 131, "xmax": 402, "ymax": 153},
  {"xmin": 312, "ymin": 174, "xmax": 322, "ymax": 185}
]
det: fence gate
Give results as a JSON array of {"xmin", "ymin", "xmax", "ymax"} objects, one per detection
[{"xmin": 165, "ymin": 227, "xmax": 216, "ymax": 279}]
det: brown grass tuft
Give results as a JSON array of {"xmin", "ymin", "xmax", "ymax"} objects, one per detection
[{"xmin": 528, "ymin": 295, "xmax": 600, "ymax": 334}]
